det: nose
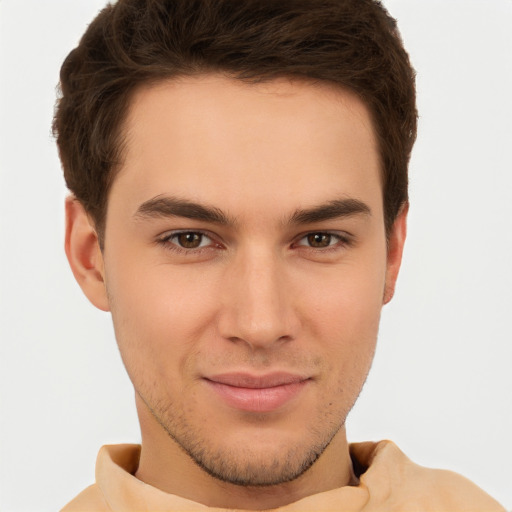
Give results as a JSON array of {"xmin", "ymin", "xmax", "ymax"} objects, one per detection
[{"xmin": 217, "ymin": 244, "xmax": 298, "ymax": 350}]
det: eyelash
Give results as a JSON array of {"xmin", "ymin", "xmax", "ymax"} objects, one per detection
[
  {"xmin": 157, "ymin": 230, "xmax": 220, "ymax": 255},
  {"xmin": 295, "ymin": 232, "xmax": 352, "ymax": 252},
  {"xmin": 156, "ymin": 230, "xmax": 353, "ymax": 255}
]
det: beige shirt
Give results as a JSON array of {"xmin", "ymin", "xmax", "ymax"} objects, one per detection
[{"xmin": 61, "ymin": 440, "xmax": 505, "ymax": 511}]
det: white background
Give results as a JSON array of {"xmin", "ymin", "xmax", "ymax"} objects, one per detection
[{"xmin": 1, "ymin": 1, "xmax": 511, "ymax": 510}]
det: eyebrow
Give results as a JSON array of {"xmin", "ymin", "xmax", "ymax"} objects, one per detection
[
  {"xmin": 289, "ymin": 198, "xmax": 371, "ymax": 224},
  {"xmin": 134, "ymin": 196, "xmax": 235, "ymax": 225},
  {"xmin": 134, "ymin": 195, "xmax": 371, "ymax": 226}
]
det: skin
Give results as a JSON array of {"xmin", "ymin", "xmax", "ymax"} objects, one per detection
[{"xmin": 65, "ymin": 74, "xmax": 407, "ymax": 509}]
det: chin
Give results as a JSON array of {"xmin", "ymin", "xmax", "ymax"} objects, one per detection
[
  {"xmin": 168, "ymin": 415, "xmax": 343, "ymax": 487},
  {"xmin": 187, "ymin": 440, "xmax": 326, "ymax": 487}
]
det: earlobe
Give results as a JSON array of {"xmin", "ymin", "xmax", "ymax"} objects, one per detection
[
  {"xmin": 65, "ymin": 196, "xmax": 110, "ymax": 312},
  {"xmin": 383, "ymin": 203, "xmax": 408, "ymax": 305}
]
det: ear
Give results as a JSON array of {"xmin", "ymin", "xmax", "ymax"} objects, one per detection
[
  {"xmin": 383, "ymin": 203, "xmax": 408, "ymax": 304},
  {"xmin": 65, "ymin": 196, "xmax": 110, "ymax": 312}
]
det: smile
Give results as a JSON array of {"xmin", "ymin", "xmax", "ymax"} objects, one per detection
[{"xmin": 203, "ymin": 372, "xmax": 311, "ymax": 413}]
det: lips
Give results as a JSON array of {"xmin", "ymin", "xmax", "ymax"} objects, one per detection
[{"xmin": 204, "ymin": 372, "xmax": 310, "ymax": 413}]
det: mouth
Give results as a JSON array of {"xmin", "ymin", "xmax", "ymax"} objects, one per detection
[{"xmin": 203, "ymin": 372, "xmax": 311, "ymax": 413}]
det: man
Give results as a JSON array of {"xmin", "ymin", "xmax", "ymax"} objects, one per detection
[{"xmin": 53, "ymin": 0, "xmax": 505, "ymax": 510}]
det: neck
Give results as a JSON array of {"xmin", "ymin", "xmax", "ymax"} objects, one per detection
[{"xmin": 134, "ymin": 395, "xmax": 357, "ymax": 510}]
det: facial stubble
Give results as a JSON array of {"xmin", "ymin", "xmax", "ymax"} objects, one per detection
[{"xmin": 136, "ymin": 377, "xmax": 360, "ymax": 488}]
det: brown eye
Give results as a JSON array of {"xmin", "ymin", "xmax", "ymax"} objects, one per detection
[
  {"xmin": 177, "ymin": 232, "xmax": 203, "ymax": 248},
  {"xmin": 307, "ymin": 233, "xmax": 333, "ymax": 248}
]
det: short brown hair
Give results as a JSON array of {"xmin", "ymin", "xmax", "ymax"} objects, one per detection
[{"xmin": 53, "ymin": 0, "xmax": 417, "ymax": 239}]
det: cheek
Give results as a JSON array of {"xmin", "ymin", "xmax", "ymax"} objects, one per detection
[
  {"xmin": 319, "ymin": 293, "xmax": 380, "ymax": 384},
  {"xmin": 301, "ymin": 253, "xmax": 386, "ymax": 334},
  {"xmin": 105, "ymin": 256, "xmax": 220, "ymax": 388},
  {"xmin": 298, "ymin": 254, "xmax": 386, "ymax": 384}
]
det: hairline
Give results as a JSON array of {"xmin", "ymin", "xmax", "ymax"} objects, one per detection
[{"xmin": 94, "ymin": 71, "xmax": 390, "ymax": 247}]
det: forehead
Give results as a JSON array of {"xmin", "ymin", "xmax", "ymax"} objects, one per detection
[{"xmin": 111, "ymin": 74, "xmax": 382, "ymax": 221}]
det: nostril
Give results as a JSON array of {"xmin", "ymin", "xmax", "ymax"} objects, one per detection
[{"xmin": 225, "ymin": 333, "xmax": 293, "ymax": 351}]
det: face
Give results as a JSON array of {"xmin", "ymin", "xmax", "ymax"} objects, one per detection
[{"xmin": 70, "ymin": 75, "xmax": 405, "ymax": 488}]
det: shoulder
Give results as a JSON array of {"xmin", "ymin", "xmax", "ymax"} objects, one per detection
[
  {"xmin": 60, "ymin": 444, "xmax": 141, "ymax": 511},
  {"xmin": 60, "ymin": 483, "xmax": 110, "ymax": 512},
  {"xmin": 351, "ymin": 440, "xmax": 506, "ymax": 511}
]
